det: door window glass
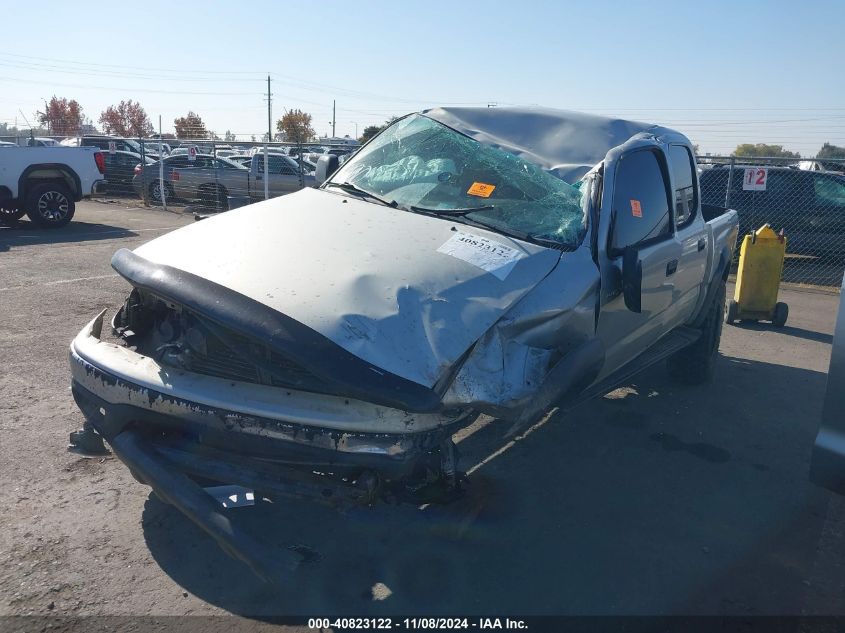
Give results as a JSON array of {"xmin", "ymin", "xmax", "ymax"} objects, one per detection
[{"xmin": 611, "ymin": 149, "xmax": 672, "ymax": 252}]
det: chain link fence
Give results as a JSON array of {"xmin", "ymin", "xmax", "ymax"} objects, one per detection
[{"xmin": 697, "ymin": 155, "xmax": 845, "ymax": 289}]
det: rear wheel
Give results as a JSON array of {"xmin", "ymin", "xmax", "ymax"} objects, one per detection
[
  {"xmin": 148, "ymin": 180, "xmax": 173, "ymax": 205},
  {"xmin": 668, "ymin": 280, "xmax": 726, "ymax": 385},
  {"xmin": 725, "ymin": 299, "xmax": 739, "ymax": 325},
  {"xmin": 25, "ymin": 182, "xmax": 75, "ymax": 228}
]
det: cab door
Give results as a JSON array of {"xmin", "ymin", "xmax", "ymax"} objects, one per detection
[
  {"xmin": 596, "ymin": 147, "xmax": 683, "ymax": 378},
  {"xmin": 669, "ymin": 145, "xmax": 708, "ymax": 323}
]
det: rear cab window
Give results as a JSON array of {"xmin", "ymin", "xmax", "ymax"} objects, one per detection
[{"xmin": 669, "ymin": 145, "xmax": 697, "ymax": 227}]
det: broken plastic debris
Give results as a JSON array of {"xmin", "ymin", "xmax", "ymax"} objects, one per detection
[{"xmin": 203, "ymin": 485, "xmax": 255, "ymax": 508}]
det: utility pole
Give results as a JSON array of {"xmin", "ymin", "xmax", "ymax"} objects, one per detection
[
  {"xmin": 332, "ymin": 100, "xmax": 336, "ymax": 138},
  {"xmin": 266, "ymin": 75, "xmax": 273, "ymax": 142},
  {"xmin": 159, "ymin": 115, "xmax": 167, "ymax": 212}
]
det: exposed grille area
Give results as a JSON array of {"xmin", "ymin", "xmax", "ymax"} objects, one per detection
[
  {"xmin": 187, "ymin": 327, "xmax": 323, "ymax": 391},
  {"xmin": 189, "ymin": 331, "xmax": 262, "ymax": 383},
  {"xmin": 122, "ymin": 293, "xmax": 325, "ymax": 391}
]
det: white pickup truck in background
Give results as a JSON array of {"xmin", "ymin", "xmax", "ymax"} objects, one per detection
[{"xmin": 0, "ymin": 146, "xmax": 107, "ymax": 227}]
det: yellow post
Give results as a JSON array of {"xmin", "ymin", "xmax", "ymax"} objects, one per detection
[{"xmin": 726, "ymin": 224, "xmax": 789, "ymax": 327}]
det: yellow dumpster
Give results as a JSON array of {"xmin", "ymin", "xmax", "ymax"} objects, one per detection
[{"xmin": 725, "ymin": 224, "xmax": 788, "ymax": 327}]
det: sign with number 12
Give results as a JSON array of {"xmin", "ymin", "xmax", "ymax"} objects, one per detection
[{"xmin": 743, "ymin": 167, "xmax": 768, "ymax": 191}]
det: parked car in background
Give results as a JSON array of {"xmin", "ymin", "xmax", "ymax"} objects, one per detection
[
  {"xmin": 26, "ymin": 137, "xmax": 61, "ymax": 147},
  {"xmin": 797, "ymin": 160, "xmax": 845, "ymax": 175},
  {"xmin": 169, "ymin": 153, "xmax": 315, "ymax": 208},
  {"xmin": 0, "ymin": 140, "xmax": 16, "ymax": 147},
  {"xmin": 131, "ymin": 154, "xmax": 218, "ymax": 203},
  {"xmin": 0, "ymin": 146, "xmax": 106, "ymax": 226},
  {"xmin": 169, "ymin": 155, "xmax": 248, "ymax": 206},
  {"xmin": 307, "ymin": 146, "xmax": 352, "ymax": 165},
  {"xmin": 297, "ymin": 158, "xmax": 317, "ymax": 173},
  {"xmin": 63, "ymin": 136, "xmax": 143, "ymax": 155},
  {"xmin": 227, "ymin": 154, "xmax": 253, "ymax": 167},
  {"xmin": 140, "ymin": 141, "xmax": 172, "ymax": 158},
  {"xmin": 287, "ymin": 146, "xmax": 315, "ymax": 158},
  {"xmin": 103, "ymin": 151, "xmax": 152, "ymax": 194},
  {"xmin": 700, "ymin": 165, "xmax": 845, "ymax": 256}
]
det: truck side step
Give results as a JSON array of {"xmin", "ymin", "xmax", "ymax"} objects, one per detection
[{"xmin": 564, "ymin": 326, "xmax": 701, "ymax": 411}]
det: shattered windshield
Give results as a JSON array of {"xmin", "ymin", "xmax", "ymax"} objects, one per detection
[{"xmin": 327, "ymin": 114, "xmax": 588, "ymax": 248}]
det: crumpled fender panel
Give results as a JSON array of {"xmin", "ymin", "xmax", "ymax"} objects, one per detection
[{"xmin": 442, "ymin": 246, "xmax": 602, "ymax": 415}]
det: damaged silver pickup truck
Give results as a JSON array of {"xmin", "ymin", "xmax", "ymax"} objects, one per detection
[{"xmin": 69, "ymin": 107, "xmax": 738, "ymax": 578}]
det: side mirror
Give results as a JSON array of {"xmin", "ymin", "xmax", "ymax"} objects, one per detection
[
  {"xmin": 622, "ymin": 246, "xmax": 642, "ymax": 313},
  {"xmin": 315, "ymin": 154, "xmax": 340, "ymax": 185}
]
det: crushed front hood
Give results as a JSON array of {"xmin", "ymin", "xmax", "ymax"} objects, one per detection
[{"xmin": 131, "ymin": 188, "xmax": 561, "ymax": 388}]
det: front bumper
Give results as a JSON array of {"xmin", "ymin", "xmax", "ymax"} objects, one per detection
[{"xmin": 69, "ymin": 311, "xmax": 464, "ymax": 479}]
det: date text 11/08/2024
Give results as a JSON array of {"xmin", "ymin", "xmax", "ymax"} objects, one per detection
[{"xmin": 307, "ymin": 618, "xmax": 529, "ymax": 630}]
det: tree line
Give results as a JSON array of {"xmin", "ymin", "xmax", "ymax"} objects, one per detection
[{"xmin": 17, "ymin": 95, "xmax": 323, "ymax": 143}]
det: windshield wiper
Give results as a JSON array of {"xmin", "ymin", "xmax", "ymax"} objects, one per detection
[
  {"xmin": 326, "ymin": 181, "xmax": 396, "ymax": 207},
  {"xmin": 407, "ymin": 204, "xmax": 495, "ymax": 216}
]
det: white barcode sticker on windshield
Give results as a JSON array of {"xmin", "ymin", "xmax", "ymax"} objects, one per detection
[{"xmin": 437, "ymin": 231, "xmax": 524, "ymax": 281}]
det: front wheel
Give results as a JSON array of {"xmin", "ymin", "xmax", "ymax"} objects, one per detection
[
  {"xmin": 667, "ymin": 280, "xmax": 726, "ymax": 385},
  {"xmin": 25, "ymin": 182, "xmax": 75, "ymax": 228},
  {"xmin": 148, "ymin": 180, "xmax": 173, "ymax": 205}
]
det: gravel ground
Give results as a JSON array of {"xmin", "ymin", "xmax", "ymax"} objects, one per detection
[{"xmin": 1, "ymin": 199, "xmax": 844, "ymax": 618}]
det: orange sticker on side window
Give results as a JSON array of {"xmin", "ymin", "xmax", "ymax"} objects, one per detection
[
  {"xmin": 630, "ymin": 199, "xmax": 643, "ymax": 217},
  {"xmin": 467, "ymin": 182, "xmax": 496, "ymax": 198}
]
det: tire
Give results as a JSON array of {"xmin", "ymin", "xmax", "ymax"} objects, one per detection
[
  {"xmin": 725, "ymin": 299, "xmax": 739, "ymax": 325},
  {"xmin": 668, "ymin": 280, "xmax": 726, "ymax": 385},
  {"xmin": 773, "ymin": 302, "xmax": 788, "ymax": 327},
  {"xmin": 148, "ymin": 180, "xmax": 173, "ymax": 205},
  {"xmin": 25, "ymin": 182, "xmax": 75, "ymax": 228}
]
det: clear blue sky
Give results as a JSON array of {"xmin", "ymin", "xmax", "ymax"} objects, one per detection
[{"xmin": 1, "ymin": 0, "xmax": 843, "ymax": 155}]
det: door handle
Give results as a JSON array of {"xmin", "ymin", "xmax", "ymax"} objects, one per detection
[
  {"xmin": 666, "ymin": 259, "xmax": 678, "ymax": 276},
  {"xmin": 697, "ymin": 238, "xmax": 706, "ymax": 252}
]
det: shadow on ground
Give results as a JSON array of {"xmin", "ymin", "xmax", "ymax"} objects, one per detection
[
  {"xmin": 139, "ymin": 352, "xmax": 841, "ymax": 616},
  {"xmin": 0, "ymin": 220, "xmax": 138, "ymax": 251},
  {"xmin": 729, "ymin": 320, "xmax": 833, "ymax": 345}
]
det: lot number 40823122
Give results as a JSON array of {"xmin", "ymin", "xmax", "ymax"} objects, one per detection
[{"xmin": 743, "ymin": 167, "xmax": 768, "ymax": 191}]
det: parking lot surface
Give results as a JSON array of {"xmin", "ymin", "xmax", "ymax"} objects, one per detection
[{"xmin": 1, "ymin": 200, "xmax": 843, "ymax": 616}]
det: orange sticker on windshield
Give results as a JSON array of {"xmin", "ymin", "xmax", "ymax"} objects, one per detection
[
  {"xmin": 630, "ymin": 199, "xmax": 642, "ymax": 217},
  {"xmin": 468, "ymin": 182, "xmax": 496, "ymax": 198}
]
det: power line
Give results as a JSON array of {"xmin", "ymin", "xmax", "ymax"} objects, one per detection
[
  {"xmin": 0, "ymin": 75, "xmax": 259, "ymax": 96},
  {"xmin": 0, "ymin": 52, "xmax": 268, "ymax": 75}
]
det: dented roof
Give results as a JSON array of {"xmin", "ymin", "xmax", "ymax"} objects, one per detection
[{"xmin": 423, "ymin": 106, "xmax": 678, "ymax": 183}]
